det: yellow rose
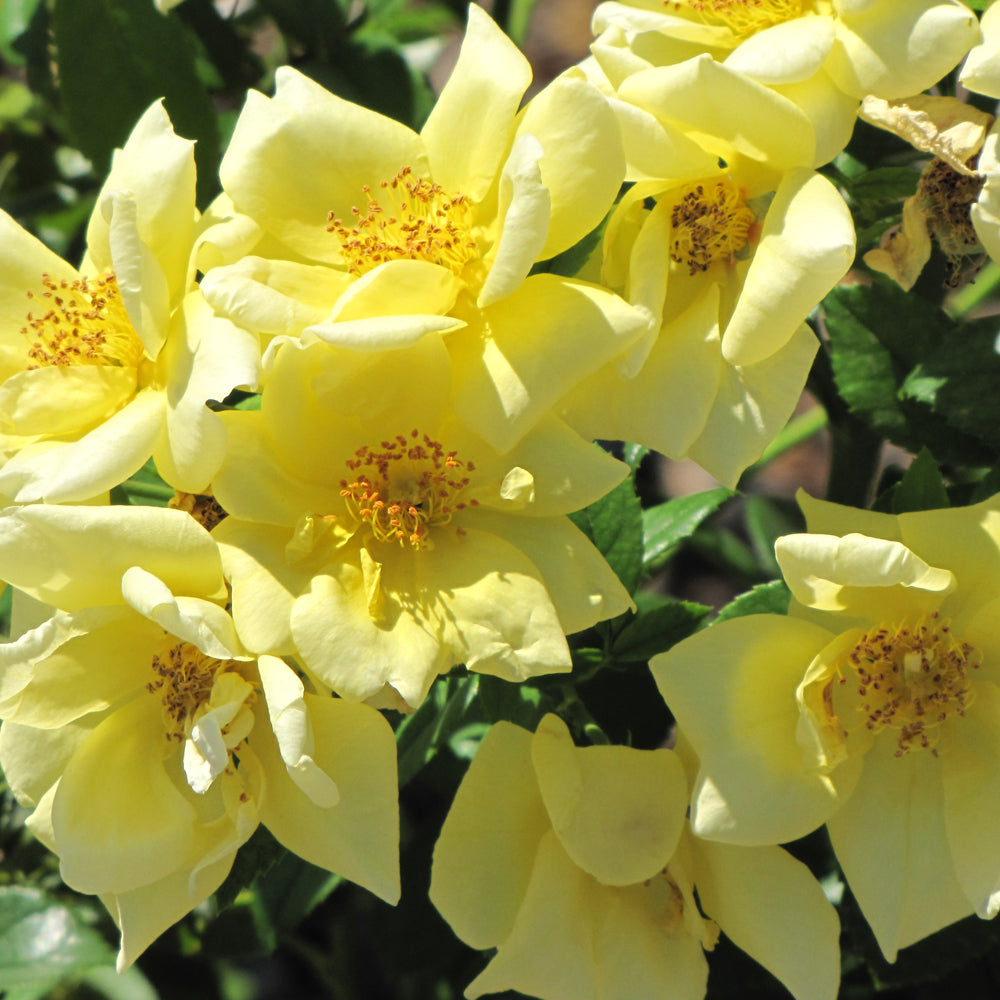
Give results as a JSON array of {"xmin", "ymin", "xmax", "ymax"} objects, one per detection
[
  {"xmin": 430, "ymin": 714, "xmax": 840, "ymax": 1000},
  {"xmin": 0, "ymin": 504, "xmax": 399, "ymax": 968},
  {"xmin": 652, "ymin": 492, "xmax": 1000, "ymax": 959}
]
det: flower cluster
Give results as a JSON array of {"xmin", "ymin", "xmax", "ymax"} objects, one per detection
[{"xmin": 1, "ymin": 0, "xmax": 998, "ymax": 996}]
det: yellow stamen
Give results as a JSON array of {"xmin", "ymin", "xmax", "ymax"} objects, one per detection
[
  {"xmin": 840, "ymin": 612, "xmax": 979, "ymax": 756},
  {"xmin": 669, "ymin": 179, "xmax": 756, "ymax": 275},
  {"xmin": 21, "ymin": 272, "xmax": 144, "ymax": 370},
  {"xmin": 147, "ymin": 642, "xmax": 244, "ymax": 742},
  {"xmin": 666, "ymin": 0, "xmax": 802, "ymax": 36},
  {"xmin": 328, "ymin": 166, "xmax": 478, "ymax": 277},
  {"xmin": 340, "ymin": 429, "xmax": 477, "ymax": 550}
]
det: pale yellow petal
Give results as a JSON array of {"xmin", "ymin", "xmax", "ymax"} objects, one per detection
[
  {"xmin": 0, "ymin": 365, "xmax": 137, "ymax": 438},
  {"xmin": 517, "ymin": 68, "xmax": 626, "ymax": 261},
  {"xmin": 221, "ymin": 66, "xmax": 428, "ymax": 262},
  {"xmin": 289, "ymin": 558, "xmax": 449, "ymax": 707},
  {"xmin": 0, "ymin": 610, "xmax": 159, "ymax": 728},
  {"xmin": 467, "ymin": 829, "xmax": 709, "ymax": 1000},
  {"xmin": 449, "ymin": 276, "xmax": 650, "ymax": 453},
  {"xmin": 478, "ymin": 133, "xmax": 551, "ymax": 308},
  {"xmin": 827, "ymin": 737, "xmax": 973, "ymax": 961},
  {"xmin": 120, "ymin": 566, "xmax": 242, "ymax": 659},
  {"xmin": 328, "ymin": 258, "xmax": 463, "ymax": 323},
  {"xmin": 111, "ymin": 854, "xmax": 234, "ymax": 971},
  {"xmin": 722, "ymin": 170, "xmax": 854, "ymax": 367},
  {"xmin": 0, "ymin": 388, "xmax": 166, "ymax": 503},
  {"xmin": 470, "ymin": 510, "xmax": 634, "ymax": 635},
  {"xmin": 214, "ymin": 519, "xmax": 309, "ymax": 656},
  {"xmin": 0, "ymin": 213, "xmax": 78, "ymax": 380},
  {"xmin": 0, "ymin": 718, "xmax": 93, "ymax": 807},
  {"xmin": 254, "ymin": 692, "xmax": 400, "ymax": 903},
  {"xmin": 828, "ymin": 0, "xmax": 978, "ymax": 99},
  {"xmin": 85, "ymin": 99, "xmax": 196, "ymax": 302},
  {"xmin": 430, "ymin": 721, "xmax": 548, "ymax": 949},
  {"xmin": 420, "ymin": 4, "xmax": 530, "ymax": 201},
  {"xmin": 424, "ymin": 529, "xmax": 573, "ymax": 682},
  {"xmin": 200, "ymin": 256, "xmax": 351, "ymax": 336},
  {"xmin": 531, "ymin": 714, "xmax": 686, "ymax": 885},
  {"xmin": 257, "ymin": 654, "xmax": 338, "ymax": 806},
  {"xmin": 0, "ymin": 504, "xmax": 222, "ymax": 610},
  {"xmin": 651, "ymin": 616, "xmax": 851, "ymax": 844},
  {"xmin": 775, "ymin": 531, "xmax": 956, "ymax": 621},
  {"xmin": 724, "ymin": 16, "xmax": 835, "ymax": 84},
  {"xmin": 52, "ymin": 697, "xmax": 196, "ymax": 895},
  {"xmin": 619, "ymin": 56, "xmax": 815, "ymax": 171},
  {"xmin": 687, "ymin": 321, "xmax": 819, "ymax": 487},
  {"xmin": 693, "ymin": 840, "xmax": 840, "ymax": 1000},
  {"xmin": 961, "ymin": 0, "xmax": 1000, "ymax": 97},
  {"xmin": 942, "ymin": 682, "xmax": 1000, "ymax": 918}
]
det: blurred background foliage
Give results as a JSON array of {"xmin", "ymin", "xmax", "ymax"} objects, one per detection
[{"xmin": 6, "ymin": 1, "xmax": 1000, "ymax": 999}]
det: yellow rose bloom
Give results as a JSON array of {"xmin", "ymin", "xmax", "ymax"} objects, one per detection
[
  {"xmin": 0, "ymin": 102, "xmax": 260, "ymax": 503},
  {"xmin": 211, "ymin": 336, "xmax": 633, "ymax": 710},
  {"xmin": 430, "ymin": 714, "xmax": 840, "ymax": 1000},
  {"xmin": 561, "ymin": 57, "xmax": 855, "ymax": 486},
  {"xmin": 0, "ymin": 504, "xmax": 399, "ymax": 969},
  {"xmin": 591, "ymin": 0, "xmax": 978, "ymax": 110},
  {"xmin": 199, "ymin": 5, "xmax": 651, "ymax": 454},
  {"xmin": 652, "ymin": 492, "xmax": 1000, "ymax": 959}
]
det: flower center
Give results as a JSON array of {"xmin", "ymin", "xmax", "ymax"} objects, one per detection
[
  {"xmin": 666, "ymin": 0, "xmax": 802, "ymax": 36},
  {"xmin": 147, "ymin": 642, "xmax": 245, "ymax": 741},
  {"xmin": 21, "ymin": 272, "xmax": 144, "ymax": 370},
  {"xmin": 840, "ymin": 613, "xmax": 979, "ymax": 756},
  {"xmin": 340, "ymin": 430, "xmax": 477, "ymax": 550},
  {"xmin": 669, "ymin": 179, "xmax": 756, "ymax": 275},
  {"xmin": 327, "ymin": 166, "xmax": 478, "ymax": 277}
]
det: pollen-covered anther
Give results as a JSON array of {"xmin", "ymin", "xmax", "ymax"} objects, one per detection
[
  {"xmin": 844, "ymin": 612, "xmax": 980, "ymax": 756},
  {"xmin": 669, "ymin": 179, "xmax": 756, "ymax": 275},
  {"xmin": 667, "ymin": 0, "xmax": 801, "ymax": 36},
  {"xmin": 340, "ymin": 429, "xmax": 477, "ymax": 549},
  {"xmin": 147, "ymin": 642, "xmax": 243, "ymax": 741},
  {"xmin": 327, "ymin": 166, "xmax": 478, "ymax": 277},
  {"xmin": 21, "ymin": 272, "xmax": 144, "ymax": 370}
]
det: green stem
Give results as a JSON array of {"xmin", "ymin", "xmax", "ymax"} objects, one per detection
[
  {"xmin": 946, "ymin": 260, "xmax": 1000, "ymax": 319},
  {"xmin": 807, "ymin": 342, "xmax": 883, "ymax": 508},
  {"xmin": 739, "ymin": 406, "xmax": 829, "ymax": 487}
]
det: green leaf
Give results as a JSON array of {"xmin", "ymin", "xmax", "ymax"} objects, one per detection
[
  {"xmin": 51, "ymin": 0, "xmax": 220, "ymax": 204},
  {"xmin": 569, "ymin": 474, "xmax": 644, "ymax": 595},
  {"xmin": 109, "ymin": 459, "xmax": 174, "ymax": 508},
  {"xmin": 743, "ymin": 495, "xmax": 803, "ymax": 578},
  {"xmin": 900, "ymin": 317, "xmax": 1000, "ymax": 455},
  {"xmin": 0, "ymin": 0, "xmax": 43, "ymax": 66},
  {"xmin": 74, "ymin": 963, "xmax": 159, "ymax": 1000},
  {"xmin": 395, "ymin": 674, "xmax": 479, "ymax": 786},
  {"xmin": 622, "ymin": 442, "xmax": 649, "ymax": 471},
  {"xmin": 476, "ymin": 675, "xmax": 546, "ymax": 729},
  {"xmin": 887, "ymin": 447, "xmax": 950, "ymax": 513},
  {"xmin": 0, "ymin": 886, "xmax": 114, "ymax": 992},
  {"xmin": 611, "ymin": 599, "xmax": 710, "ymax": 662},
  {"xmin": 846, "ymin": 166, "xmax": 920, "ymax": 203},
  {"xmin": 823, "ymin": 281, "xmax": 994, "ymax": 465},
  {"xmin": 537, "ymin": 211, "xmax": 609, "ymax": 279},
  {"xmin": 213, "ymin": 825, "xmax": 287, "ymax": 911},
  {"xmin": 642, "ymin": 487, "xmax": 734, "ymax": 572},
  {"xmin": 688, "ymin": 525, "xmax": 764, "ymax": 585},
  {"xmin": 712, "ymin": 580, "xmax": 791, "ymax": 624}
]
